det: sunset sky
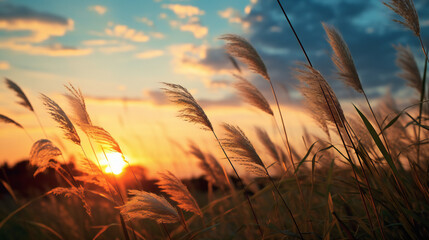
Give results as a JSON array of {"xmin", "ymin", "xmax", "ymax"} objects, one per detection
[{"xmin": 0, "ymin": 0, "xmax": 428, "ymax": 177}]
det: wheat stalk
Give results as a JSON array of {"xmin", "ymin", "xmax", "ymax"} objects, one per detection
[{"xmin": 29, "ymin": 139, "xmax": 62, "ymax": 176}]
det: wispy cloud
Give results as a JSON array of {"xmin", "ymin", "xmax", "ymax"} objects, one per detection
[
  {"xmin": 0, "ymin": 3, "xmax": 91, "ymax": 56},
  {"xmin": 99, "ymin": 44, "xmax": 135, "ymax": 54},
  {"xmin": 218, "ymin": 7, "xmax": 250, "ymax": 29},
  {"xmin": 162, "ymin": 4, "xmax": 205, "ymax": 18},
  {"xmin": 105, "ymin": 23, "xmax": 150, "ymax": 42},
  {"xmin": 82, "ymin": 39, "xmax": 119, "ymax": 46},
  {"xmin": 0, "ymin": 42, "xmax": 92, "ymax": 56},
  {"xmin": 136, "ymin": 50, "xmax": 164, "ymax": 59},
  {"xmin": 0, "ymin": 61, "xmax": 10, "ymax": 70},
  {"xmin": 179, "ymin": 17, "xmax": 208, "ymax": 38},
  {"xmin": 137, "ymin": 17, "xmax": 154, "ymax": 26},
  {"xmin": 88, "ymin": 5, "xmax": 108, "ymax": 15}
]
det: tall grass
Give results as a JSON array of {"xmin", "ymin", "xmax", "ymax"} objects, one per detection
[{"xmin": 0, "ymin": 1, "xmax": 428, "ymax": 239}]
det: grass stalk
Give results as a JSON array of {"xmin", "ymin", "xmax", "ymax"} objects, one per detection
[{"xmin": 212, "ymin": 131, "xmax": 264, "ymax": 237}]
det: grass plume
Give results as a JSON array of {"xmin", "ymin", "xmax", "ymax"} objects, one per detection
[
  {"xmin": 322, "ymin": 23, "xmax": 363, "ymax": 93},
  {"xmin": 233, "ymin": 74, "xmax": 273, "ymax": 115},
  {"xmin": 220, "ymin": 34, "xmax": 270, "ymax": 81},
  {"xmin": 384, "ymin": 0, "xmax": 420, "ymax": 36},
  {"xmin": 161, "ymin": 82, "xmax": 213, "ymax": 131},
  {"xmin": 4, "ymin": 78, "xmax": 34, "ymax": 112},
  {"xmin": 41, "ymin": 94, "xmax": 81, "ymax": 145},
  {"xmin": 157, "ymin": 171, "xmax": 202, "ymax": 217},
  {"xmin": 395, "ymin": 44, "xmax": 422, "ymax": 94},
  {"xmin": 120, "ymin": 190, "xmax": 179, "ymax": 224}
]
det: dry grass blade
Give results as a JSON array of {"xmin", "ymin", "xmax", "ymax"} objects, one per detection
[
  {"xmin": 81, "ymin": 125, "xmax": 123, "ymax": 156},
  {"xmin": 189, "ymin": 143, "xmax": 226, "ymax": 188},
  {"xmin": 233, "ymin": 74, "xmax": 273, "ymax": 115},
  {"xmin": 221, "ymin": 123, "xmax": 267, "ymax": 176},
  {"xmin": 295, "ymin": 63, "xmax": 345, "ymax": 129},
  {"xmin": 4, "ymin": 78, "xmax": 34, "ymax": 111},
  {"xmin": 157, "ymin": 171, "xmax": 202, "ymax": 216},
  {"xmin": 161, "ymin": 82, "xmax": 213, "ymax": 131},
  {"xmin": 120, "ymin": 190, "xmax": 179, "ymax": 223},
  {"xmin": 394, "ymin": 44, "xmax": 422, "ymax": 94},
  {"xmin": 220, "ymin": 34, "xmax": 270, "ymax": 81},
  {"xmin": 64, "ymin": 83, "xmax": 92, "ymax": 126},
  {"xmin": 322, "ymin": 23, "xmax": 363, "ymax": 93},
  {"xmin": 384, "ymin": 0, "xmax": 420, "ymax": 36},
  {"xmin": 41, "ymin": 94, "xmax": 81, "ymax": 145},
  {"xmin": 0, "ymin": 114, "xmax": 23, "ymax": 128},
  {"xmin": 29, "ymin": 139, "xmax": 62, "ymax": 176}
]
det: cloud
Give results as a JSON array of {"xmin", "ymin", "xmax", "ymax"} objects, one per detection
[
  {"xmin": 162, "ymin": 4, "xmax": 205, "ymax": 18},
  {"xmin": 105, "ymin": 24, "xmax": 150, "ymax": 42},
  {"xmin": 207, "ymin": 0, "xmax": 429, "ymax": 99},
  {"xmin": 0, "ymin": 3, "xmax": 90, "ymax": 56},
  {"xmin": 136, "ymin": 49, "xmax": 164, "ymax": 59},
  {"xmin": 0, "ymin": 42, "xmax": 92, "ymax": 56},
  {"xmin": 169, "ymin": 43, "xmax": 235, "ymax": 78},
  {"xmin": 179, "ymin": 17, "xmax": 208, "ymax": 38},
  {"xmin": 82, "ymin": 39, "xmax": 119, "ymax": 46},
  {"xmin": 98, "ymin": 44, "xmax": 135, "ymax": 54},
  {"xmin": 0, "ymin": 61, "xmax": 10, "ymax": 70},
  {"xmin": 137, "ymin": 17, "xmax": 153, "ymax": 26},
  {"xmin": 88, "ymin": 5, "xmax": 107, "ymax": 15},
  {"xmin": 150, "ymin": 32, "xmax": 165, "ymax": 39}
]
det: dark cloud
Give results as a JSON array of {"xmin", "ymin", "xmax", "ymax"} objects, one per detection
[
  {"xmin": 193, "ymin": 0, "xmax": 427, "ymax": 102},
  {"xmin": 0, "ymin": 2, "xmax": 69, "ymax": 25}
]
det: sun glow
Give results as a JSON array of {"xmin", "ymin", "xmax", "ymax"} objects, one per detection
[{"xmin": 100, "ymin": 152, "xmax": 127, "ymax": 175}]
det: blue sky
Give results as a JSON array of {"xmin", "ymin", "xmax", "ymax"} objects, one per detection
[{"xmin": 0, "ymin": 0, "xmax": 428, "ymax": 104}]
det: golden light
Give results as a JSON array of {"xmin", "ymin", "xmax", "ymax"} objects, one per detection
[{"xmin": 100, "ymin": 152, "xmax": 127, "ymax": 175}]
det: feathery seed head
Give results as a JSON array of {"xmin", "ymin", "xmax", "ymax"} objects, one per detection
[
  {"xmin": 221, "ymin": 123, "xmax": 267, "ymax": 176},
  {"xmin": 64, "ymin": 83, "xmax": 92, "ymax": 126},
  {"xmin": 394, "ymin": 44, "xmax": 422, "ymax": 94},
  {"xmin": 233, "ymin": 74, "xmax": 273, "ymax": 115},
  {"xmin": 189, "ymin": 142, "xmax": 227, "ymax": 188},
  {"xmin": 4, "ymin": 78, "xmax": 34, "ymax": 111},
  {"xmin": 322, "ymin": 23, "xmax": 363, "ymax": 93},
  {"xmin": 384, "ymin": 0, "xmax": 420, "ymax": 36},
  {"xmin": 41, "ymin": 94, "xmax": 81, "ymax": 145},
  {"xmin": 220, "ymin": 34, "xmax": 270, "ymax": 81},
  {"xmin": 157, "ymin": 171, "xmax": 202, "ymax": 216},
  {"xmin": 161, "ymin": 82, "xmax": 213, "ymax": 131},
  {"xmin": 0, "ymin": 114, "xmax": 23, "ymax": 129},
  {"xmin": 29, "ymin": 139, "xmax": 62, "ymax": 176},
  {"xmin": 120, "ymin": 190, "xmax": 179, "ymax": 223},
  {"xmin": 295, "ymin": 64, "xmax": 345, "ymax": 130}
]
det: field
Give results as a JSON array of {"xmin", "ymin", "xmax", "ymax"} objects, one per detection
[{"xmin": 0, "ymin": 0, "xmax": 428, "ymax": 239}]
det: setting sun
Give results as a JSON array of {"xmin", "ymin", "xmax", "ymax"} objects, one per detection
[{"xmin": 100, "ymin": 152, "xmax": 127, "ymax": 175}]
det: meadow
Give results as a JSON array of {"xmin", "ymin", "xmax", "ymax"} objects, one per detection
[{"xmin": 1, "ymin": 0, "xmax": 428, "ymax": 239}]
